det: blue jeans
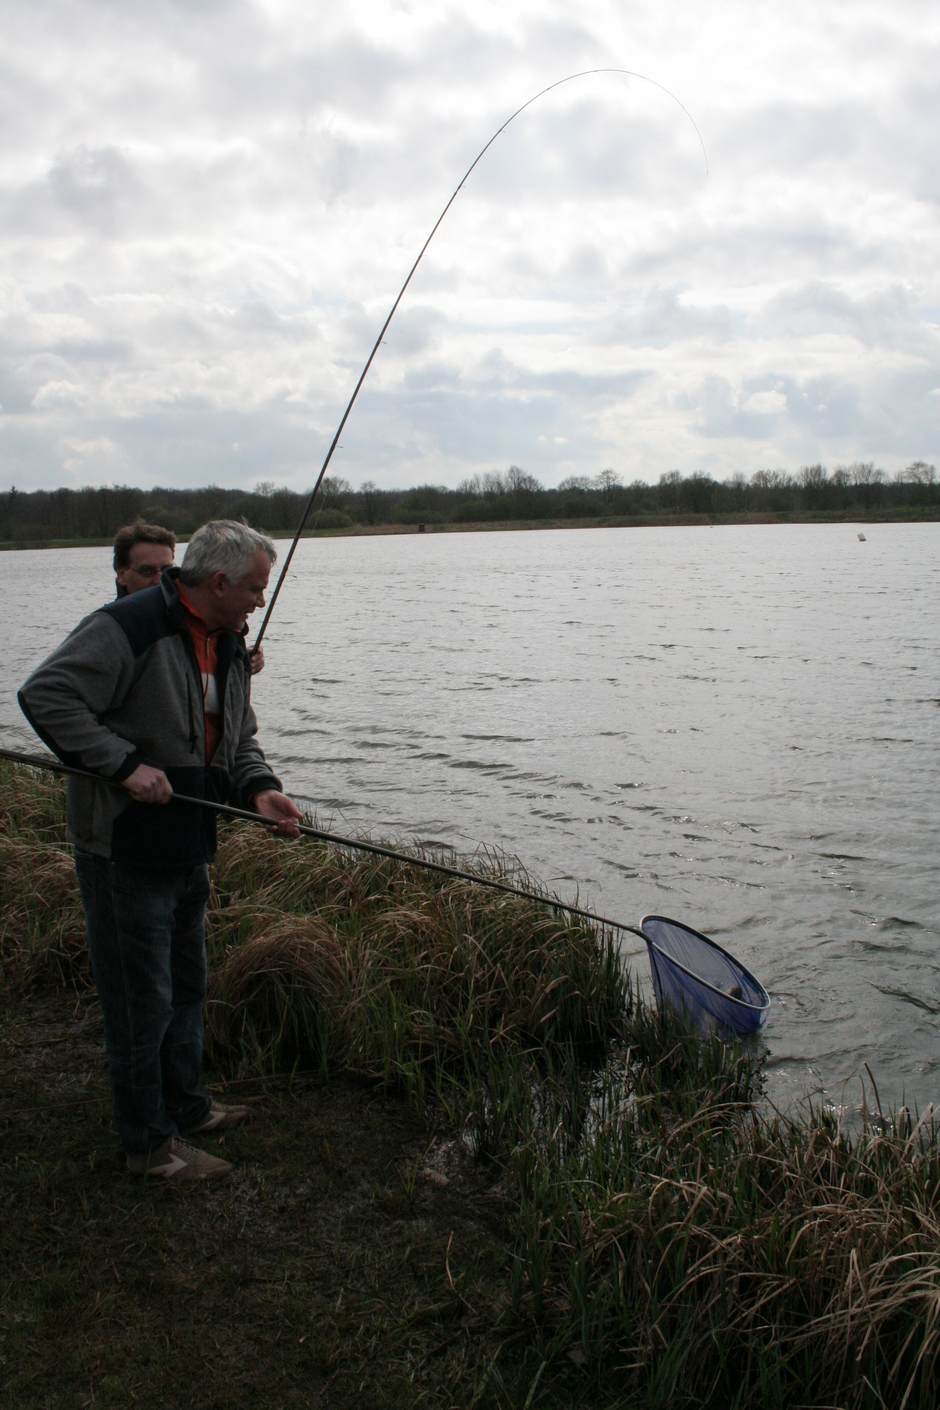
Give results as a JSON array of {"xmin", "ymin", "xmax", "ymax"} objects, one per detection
[{"xmin": 75, "ymin": 851, "xmax": 212, "ymax": 1156}]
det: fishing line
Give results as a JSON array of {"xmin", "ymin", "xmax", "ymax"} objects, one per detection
[
  {"xmin": 252, "ymin": 68, "xmax": 708, "ymax": 649},
  {"xmin": 0, "ymin": 746, "xmax": 645, "ymax": 943}
]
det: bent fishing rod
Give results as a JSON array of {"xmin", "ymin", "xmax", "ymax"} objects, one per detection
[
  {"xmin": 251, "ymin": 68, "xmax": 708, "ymax": 651},
  {"xmin": 0, "ymin": 746, "xmax": 644, "ymax": 943}
]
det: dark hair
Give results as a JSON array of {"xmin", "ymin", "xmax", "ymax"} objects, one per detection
[{"xmin": 112, "ymin": 519, "xmax": 177, "ymax": 572}]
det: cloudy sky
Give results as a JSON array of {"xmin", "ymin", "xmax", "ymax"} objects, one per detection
[{"xmin": 2, "ymin": 0, "xmax": 938, "ymax": 494}]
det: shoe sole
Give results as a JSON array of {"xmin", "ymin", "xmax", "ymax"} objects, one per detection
[
  {"xmin": 129, "ymin": 1160, "xmax": 232, "ymax": 1179},
  {"xmin": 184, "ymin": 1113, "xmax": 249, "ymax": 1135}
]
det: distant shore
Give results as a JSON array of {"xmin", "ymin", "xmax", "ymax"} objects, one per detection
[{"xmin": 2, "ymin": 507, "xmax": 937, "ymax": 552}]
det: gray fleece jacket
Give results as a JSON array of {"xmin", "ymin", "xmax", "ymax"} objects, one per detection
[{"xmin": 18, "ymin": 568, "xmax": 282, "ymax": 868}]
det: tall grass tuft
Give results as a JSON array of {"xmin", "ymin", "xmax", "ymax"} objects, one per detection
[
  {"xmin": 209, "ymin": 915, "xmax": 351, "ymax": 1075},
  {"xmin": 0, "ymin": 826, "xmax": 87, "ymax": 989}
]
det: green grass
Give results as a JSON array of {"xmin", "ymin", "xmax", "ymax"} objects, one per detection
[{"xmin": 1, "ymin": 760, "xmax": 938, "ymax": 1409}]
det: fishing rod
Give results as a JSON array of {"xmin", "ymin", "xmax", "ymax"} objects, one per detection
[
  {"xmin": 252, "ymin": 68, "xmax": 708, "ymax": 651},
  {"xmin": 0, "ymin": 746, "xmax": 645, "ymax": 942}
]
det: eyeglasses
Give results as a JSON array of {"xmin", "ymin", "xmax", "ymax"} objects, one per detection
[{"xmin": 128, "ymin": 564, "xmax": 165, "ymax": 578}]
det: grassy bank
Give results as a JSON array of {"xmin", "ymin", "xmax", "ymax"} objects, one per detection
[{"xmin": 1, "ymin": 761, "xmax": 937, "ymax": 1409}]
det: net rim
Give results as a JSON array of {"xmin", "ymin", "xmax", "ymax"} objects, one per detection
[{"xmin": 640, "ymin": 912, "xmax": 771, "ymax": 1014}]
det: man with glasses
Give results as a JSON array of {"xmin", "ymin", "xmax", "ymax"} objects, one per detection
[{"xmin": 113, "ymin": 519, "xmax": 176, "ymax": 596}]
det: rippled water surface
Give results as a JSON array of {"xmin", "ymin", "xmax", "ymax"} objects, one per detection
[{"xmin": 3, "ymin": 523, "xmax": 938, "ymax": 1113}]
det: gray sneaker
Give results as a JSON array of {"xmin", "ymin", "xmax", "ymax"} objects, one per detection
[
  {"xmin": 127, "ymin": 1137, "xmax": 232, "ymax": 1180},
  {"xmin": 184, "ymin": 1100, "xmax": 250, "ymax": 1135}
]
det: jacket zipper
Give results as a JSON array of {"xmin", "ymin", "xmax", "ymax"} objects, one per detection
[{"xmin": 181, "ymin": 635, "xmax": 204, "ymax": 759}]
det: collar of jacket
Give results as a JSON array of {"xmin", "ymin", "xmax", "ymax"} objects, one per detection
[
  {"xmin": 160, "ymin": 566, "xmax": 247, "ymax": 668},
  {"xmin": 160, "ymin": 565, "xmax": 190, "ymax": 633}
]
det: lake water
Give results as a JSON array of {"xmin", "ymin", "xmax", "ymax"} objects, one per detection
[{"xmin": 3, "ymin": 523, "xmax": 938, "ymax": 1116}]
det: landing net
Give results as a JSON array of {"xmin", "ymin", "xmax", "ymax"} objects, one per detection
[{"xmin": 640, "ymin": 914, "xmax": 770, "ymax": 1036}]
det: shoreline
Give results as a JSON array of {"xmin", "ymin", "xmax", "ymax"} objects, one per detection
[{"xmin": 1, "ymin": 508, "xmax": 937, "ymax": 551}]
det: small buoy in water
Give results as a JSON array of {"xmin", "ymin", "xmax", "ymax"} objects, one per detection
[{"xmin": 857, "ymin": 532, "xmax": 867, "ymax": 542}]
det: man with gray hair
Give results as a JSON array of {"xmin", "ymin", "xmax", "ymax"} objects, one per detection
[{"xmin": 19, "ymin": 520, "xmax": 302, "ymax": 1180}]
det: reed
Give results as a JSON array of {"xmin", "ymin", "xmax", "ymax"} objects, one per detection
[{"xmin": 505, "ymin": 1055, "xmax": 939, "ymax": 1408}]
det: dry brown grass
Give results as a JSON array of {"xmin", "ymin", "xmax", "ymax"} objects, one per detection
[
  {"xmin": 214, "ymin": 823, "xmax": 414, "ymax": 921},
  {"xmin": 209, "ymin": 915, "xmax": 353, "ymax": 1072},
  {"xmin": 0, "ymin": 833, "xmax": 87, "ymax": 987},
  {"xmin": 0, "ymin": 759, "xmax": 69, "ymax": 841}
]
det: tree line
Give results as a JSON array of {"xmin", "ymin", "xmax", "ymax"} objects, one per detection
[{"xmin": 1, "ymin": 461, "xmax": 937, "ymax": 542}]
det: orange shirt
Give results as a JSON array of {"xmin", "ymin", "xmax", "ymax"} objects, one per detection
[{"xmin": 177, "ymin": 584, "xmax": 222, "ymax": 761}]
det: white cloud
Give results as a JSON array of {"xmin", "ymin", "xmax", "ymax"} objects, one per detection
[
  {"xmin": 60, "ymin": 435, "xmax": 130, "ymax": 480},
  {"xmin": 741, "ymin": 389, "xmax": 787, "ymax": 417}
]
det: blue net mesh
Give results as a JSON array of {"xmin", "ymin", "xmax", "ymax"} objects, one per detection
[{"xmin": 640, "ymin": 914, "xmax": 770, "ymax": 1036}]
